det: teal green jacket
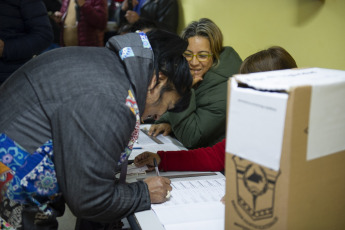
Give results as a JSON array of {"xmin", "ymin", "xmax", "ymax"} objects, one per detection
[{"xmin": 155, "ymin": 46, "xmax": 242, "ymax": 149}]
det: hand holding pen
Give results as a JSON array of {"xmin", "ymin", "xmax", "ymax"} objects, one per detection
[
  {"xmin": 143, "ymin": 167, "xmax": 172, "ymax": 203},
  {"xmin": 154, "ymin": 158, "xmax": 171, "ymax": 199},
  {"xmin": 140, "ymin": 154, "xmax": 171, "ymax": 202}
]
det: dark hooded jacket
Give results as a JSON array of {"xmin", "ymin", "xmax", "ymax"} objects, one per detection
[{"xmin": 0, "ymin": 32, "xmax": 153, "ymax": 222}]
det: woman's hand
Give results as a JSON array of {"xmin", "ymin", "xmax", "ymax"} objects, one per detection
[
  {"xmin": 134, "ymin": 151, "xmax": 161, "ymax": 171},
  {"xmin": 148, "ymin": 123, "xmax": 172, "ymax": 137},
  {"xmin": 144, "ymin": 176, "xmax": 172, "ymax": 203},
  {"xmin": 52, "ymin": 11, "xmax": 63, "ymax": 24},
  {"xmin": 124, "ymin": 10, "xmax": 140, "ymax": 24}
]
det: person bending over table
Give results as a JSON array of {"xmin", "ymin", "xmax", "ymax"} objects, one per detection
[
  {"xmin": 148, "ymin": 18, "xmax": 242, "ymax": 149},
  {"xmin": 0, "ymin": 30, "xmax": 192, "ymax": 230},
  {"xmin": 135, "ymin": 46, "xmax": 297, "ymax": 172}
]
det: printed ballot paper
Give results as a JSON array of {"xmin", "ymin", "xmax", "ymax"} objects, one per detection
[
  {"xmin": 151, "ymin": 177, "xmax": 226, "ymax": 230},
  {"xmin": 225, "ymin": 68, "xmax": 345, "ymax": 230}
]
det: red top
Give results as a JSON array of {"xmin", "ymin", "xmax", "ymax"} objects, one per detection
[{"xmin": 158, "ymin": 139, "xmax": 225, "ymax": 172}]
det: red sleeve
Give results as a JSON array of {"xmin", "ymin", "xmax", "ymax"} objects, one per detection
[{"xmin": 158, "ymin": 139, "xmax": 225, "ymax": 172}]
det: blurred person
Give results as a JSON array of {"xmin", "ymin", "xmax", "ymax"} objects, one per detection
[
  {"xmin": 0, "ymin": 0, "xmax": 53, "ymax": 85},
  {"xmin": 53, "ymin": 0, "xmax": 108, "ymax": 46},
  {"xmin": 118, "ymin": 17, "xmax": 157, "ymax": 34},
  {"xmin": 148, "ymin": 18, "xmax": 242, "ymax": 149},
  {"xmin": 116, "ymin": 0, "xmax": 178, "ymax": 33},
  {"xmin": 43, "ymin": 0, "xmax": 62, "ymax": 51},
  {"xmin": 134, "ymin": 46, "xmax": 298, "ymax": 172},
  {"xmin": 0, "ymin": 30, "xmax": 192, "ymax": 230}
]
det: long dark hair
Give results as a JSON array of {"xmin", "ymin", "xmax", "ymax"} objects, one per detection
[{"xmin": 146, "ymin": 29, "xmax": 193, "ymax": 112}]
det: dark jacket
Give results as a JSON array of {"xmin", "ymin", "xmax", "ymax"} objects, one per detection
[
  {"xmin": 0, "ymin": 0, "xmax": 53, "ymax": 85},
  {"xmin": 116, "ymin": 0, "xmax": 178, "ymax": 33},
  {"xmin": 59, "ymin": 0, "xmax": 108, "ymax": 46},
  {"xmin": 0, "ymin": 33, "xmax": 153, "ymax": 223},
  {"xmin": 156, "ymin": 47, "xmax": 242, "ymax": 149}
]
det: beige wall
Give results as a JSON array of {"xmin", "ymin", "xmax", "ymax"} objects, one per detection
[{"xmin": 177, "ymin": 0, "xmax": 345, "ymax": 70}]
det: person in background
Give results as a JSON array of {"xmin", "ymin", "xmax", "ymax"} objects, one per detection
[
  {"xmin": 116, "ymin": 0, "xmax": 178, "ymax": 33},
  {"xmin": 0, "ymin": 30, "xmax": 192, "ymax": 229},
  {"xmin": 239, "ymin": 45, "xmax": 297, "ymax": 73},
  {"xmin": 53, "ymin": 0, "xmax": 108, "ymax": 47},
  {"xmin": 118, "ymin": 17, "xmax": 157, "ymax": 34},
  {"xmin": 148, "ymin": 18, "xmax": 242, "ymax": 149},
  {"xmin": 134, "ymin": 46, "xmax": 298, "ymax": 172},
  {"xmin": 0, "ymin": 0, "xmax": 53, "ymax": 85},
  {"xmin": 43, "ymin": 0, "xmax": 62, "ymax": 51}
]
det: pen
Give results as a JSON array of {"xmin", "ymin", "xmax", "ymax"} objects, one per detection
[
  {"xmin": 154, "ymin": 158, "xmax": 171, "ymax": 199},
  {"xmin": 153, "ymin": 158, "xmax": 160, "ymax": 176},
  {"xmin": 133, "ymin": 147, "xmax": 143, "ymax": 149}
]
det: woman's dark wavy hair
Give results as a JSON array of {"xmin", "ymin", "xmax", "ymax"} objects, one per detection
[
  {"xmin": 146, "ymin": 29, "xmax": 193, "ymax": 112},
  {"xmin": 239, "ymin": 46, "xmax": 297, "ymax": 74}
]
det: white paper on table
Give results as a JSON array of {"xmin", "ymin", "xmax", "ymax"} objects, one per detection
[
  {"xmin": 126, "ymin": 163, "xmax": 148, "ymax": 175},
  {"xmin": 151, "ymin": 178, "xmax": 225, "ymax": 230},
  {"xmin": 129, "ymin": 125, "xmax": 185, "ymax": 161},
  {"xmin": 135, "ymin": 127, "xmax": 173, "ymax": 146},
  {"xmin": 154, "ymin": 204, "xmax": 224, "ymax": 230}
]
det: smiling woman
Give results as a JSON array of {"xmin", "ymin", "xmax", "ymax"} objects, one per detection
[{"xmin": 149, "ymin": 18, "xmax": 243, "ymax": 149}]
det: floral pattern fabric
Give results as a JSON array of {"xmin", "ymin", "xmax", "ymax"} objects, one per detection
[
  {"xmin": 0, "ymin": 134, "xmax": 61, "ymax": 228},
  {"xmin": 118, "ymin": 89, "xmax": 140, "ymax": 165}
]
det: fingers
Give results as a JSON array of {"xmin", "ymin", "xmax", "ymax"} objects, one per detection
[
  {"xmin": 162, "ymin": 129, "xmax": 170, "ymax": 136},
  {"xmin": 134, "ymin": 152, "xmax": 161, "ymax": 173},
  {"xmin": 148, "ymin": 123, "xmax": 171, "ymax": 137},
  {"xmin": 147, "ymin": 124, "xmax": 157, "ymax": 136},
  {"xmin": 125, "ymin": 11, "xmax": 139, "ymax": 24},
  {"xmin": 134, "ymin": 152, "xmax": 150, "ymax": 165},
  {"xmin": 144, "ymin": 176, "xmax": 172, "ymax": 204},
  {"xmin": 134, "ymin": 152, "xmax": 153, "ymax": 166}
]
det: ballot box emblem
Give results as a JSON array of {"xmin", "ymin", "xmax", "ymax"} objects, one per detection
[{"xmin": 232, "ymin": 156, "xmax": 280, "ymax": 221}]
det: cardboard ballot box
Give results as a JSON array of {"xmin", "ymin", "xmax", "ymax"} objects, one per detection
[{"xmin": 225, "ymin": 68, "xmax": 345, "ymax": 230}]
